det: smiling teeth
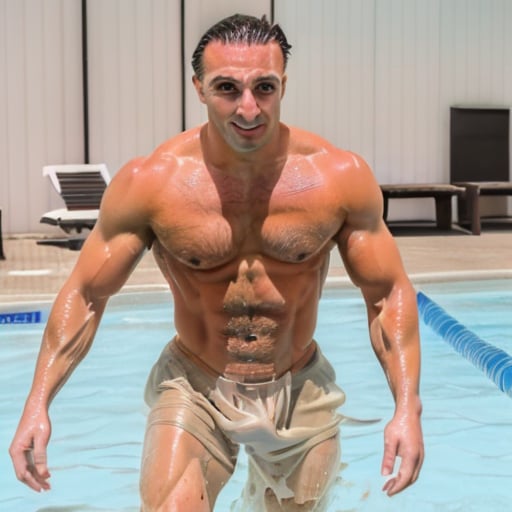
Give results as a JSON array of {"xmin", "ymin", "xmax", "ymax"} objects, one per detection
[{"xmin": 235, "ymin": 124, "xmax": 259, "ymax": 130}]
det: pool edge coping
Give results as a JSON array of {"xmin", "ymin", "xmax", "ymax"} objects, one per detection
[{"xmin": 1, "ymin": 269, "xmax": 512, "ymax": 307}]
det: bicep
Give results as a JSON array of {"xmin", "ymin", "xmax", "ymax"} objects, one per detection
[
  {"xmin": 71, "ymin": 226, "xmax": 147, "ymax": 302},
  {"xmin": 338, "ymin": 222, "xmax": 418, "ymax": 363},
  {"xmin": 337, "ymin": 214, "xmax": 410, "ymax": 308},
  {"xmin": 332, "ymin": 151, "xmax": 410, "ymax": 302},
  {"xmin": 69, "ymin": 164, "xmax": 152, "ymax": 302}
]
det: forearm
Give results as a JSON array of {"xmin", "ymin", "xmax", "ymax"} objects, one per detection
[
  {"xmin": 26, "ymin": 284, "xmax": 106, "ymax": 411},
  {"xmin": 368, "ymin": 280, "xmax": 421, "ymax": 414},
  {"xmin": 26, "ymin": 228, "xmax": 147, "ymax": 410}
]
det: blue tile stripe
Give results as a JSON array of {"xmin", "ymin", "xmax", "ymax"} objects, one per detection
[{"xmin": 0, "ymin": 311, "xmax": 42, "ymax": 324}]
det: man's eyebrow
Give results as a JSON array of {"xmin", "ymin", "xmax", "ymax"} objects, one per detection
[
  {"xmin": 208, "ymin": 75, "xmax": 281, "ymax": 87},
  {"xmin": 254, "ymin": 75, "xmax": 281, "ymax": 84},
  {"xmin": 208, "ymin": 76, "xmax": 239, "ymax": 87}
]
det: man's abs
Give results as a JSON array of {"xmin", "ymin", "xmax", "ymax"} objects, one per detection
[{"xmin": 151, "ymin": 238, "xmax": 331, "ymax": 380}]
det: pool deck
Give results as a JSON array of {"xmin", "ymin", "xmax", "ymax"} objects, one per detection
[{"xmin": 1, "ymin": 227, "xmax": 512, "ymax": 303}]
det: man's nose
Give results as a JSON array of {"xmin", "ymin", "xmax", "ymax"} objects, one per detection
[{"xmin": 237, "ymin": 89, "xmax": 260, "ymax": 122}]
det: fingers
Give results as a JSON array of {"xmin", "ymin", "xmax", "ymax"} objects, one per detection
[
  {"xmin": 10, "ymin": 436, "xmax": 51, "ymax": 492},
  {"xmin": 28, "ymin": 448, "xmax": 52, "ymax": 492},
  {"xmin": 380, "ymin": 414, "xmax": 424, "ymax": 497},
  {"xmin": 10, "ymin": 448, "xmax": 50, "ymax": 492},
  {"xmin": 381, "ymin": 449, "xmax": 423, "ymax": 496},
  {"xmin": 32, "ymin": 437, "xmax": 52, "ymax": 489},
  {"xmin": 380, "ymin": 434, "xmax": 397, "ymax": 477}
]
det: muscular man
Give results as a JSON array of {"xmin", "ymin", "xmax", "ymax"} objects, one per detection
[{"xmin": 10, "ymin": 14, "xmax": 423, "ymax": 511}]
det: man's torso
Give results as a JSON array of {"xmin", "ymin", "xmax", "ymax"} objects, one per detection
[{"xmin": 136, "ymin": 126, "xmax": 352, "ymax": 380}]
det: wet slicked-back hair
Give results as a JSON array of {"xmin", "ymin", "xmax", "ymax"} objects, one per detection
[{"xmin": 191, "ymin": 14, "xmax": 292, "ymax": 80}]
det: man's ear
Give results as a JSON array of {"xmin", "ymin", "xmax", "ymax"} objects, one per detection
[
  {"xmin": 281, "ymin": 75, "xmax": 287, "ymax": 99},
  {"xmin": 193, "ymin": 75, "xmax": 206, "ymax": 103}
]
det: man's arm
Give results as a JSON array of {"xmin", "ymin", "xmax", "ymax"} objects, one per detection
[
  {"xmin": 9, "ymin": 160, "xmax": 152, "ymax": 492},
  {"xmin": 335, "ymin": 155, "xmax": 424, "ymax": 496}
]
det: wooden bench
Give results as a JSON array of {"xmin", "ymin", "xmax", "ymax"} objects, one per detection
[
  {"xmin": 454, "ymin": 181, "xmax": 512, "ymax": 235},
  {"xmin": 380, "ymin": 184, "xmax": 466, "ymax": 231}
]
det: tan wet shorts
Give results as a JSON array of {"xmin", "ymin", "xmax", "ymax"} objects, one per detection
[{"xmin": 144, "ymin": 338, "xmax": 346, "ymax": 496}]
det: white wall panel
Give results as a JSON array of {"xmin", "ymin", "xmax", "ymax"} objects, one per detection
[
  {"xmin": 374, "ymin": 0, "xmax": 442, "ymax": 187},
  {"xmin": 184, "ymin": 0, "xmax": 272, "ymax": 129},
  {"xmin": 439, "ymin": 0, "xmax": 512, "ymax": 172},
  {"xmin": 439, "ymin": 0, "xmax": 512, "ymax": 218},
  {"xmin": 0, "ymin": 1, "xmax": 8, "ymax": 230},
  {"xmin": 0, "ymin": 0, "xmax": 83, "ymax": 234},
  {"xmin": 276, "ymin": 0, "xmax": 512, "ymax": 221},
  {"xmin": 87, "ymin": 0, "xmax": 182, "ymax": 176},
  {"xmin": 277, "ymin": 0, "xmax": 375, "ymax": 161},
  {"xmin": 3, "ymin": 0, "xmax": 512, "ymax": 233}
]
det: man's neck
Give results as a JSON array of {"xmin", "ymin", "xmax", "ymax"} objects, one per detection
[{"xmin": 200, "ymin": 123, "xmax": 288, "ymax": 175}]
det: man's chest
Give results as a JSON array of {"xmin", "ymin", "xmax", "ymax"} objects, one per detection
[{"xmin": 151, "ymin": 194, "xmax": 343, "ymax": 269}]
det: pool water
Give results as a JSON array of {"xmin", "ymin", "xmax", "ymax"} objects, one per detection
[{"xmin": 1, "ymin": 280, "xmax": 512, "ymax": 511}]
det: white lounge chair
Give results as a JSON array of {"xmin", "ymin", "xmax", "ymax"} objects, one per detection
[
  {"xmin": 40, "ymin": 163, "xmax": 110, "ymax": 233},
  {"xmin": 38, "ymin": 163, "xmax": 110, "ymax": 250}
]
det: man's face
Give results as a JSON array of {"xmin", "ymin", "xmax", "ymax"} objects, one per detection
[{"xmin": 193, "ymin": 41, "xmax": 287, "ymax": 153}]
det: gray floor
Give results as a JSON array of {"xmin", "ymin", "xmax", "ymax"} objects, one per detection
[{"xmin": 1, "ymin": 229, "xmax": 512, "ymax": 303}]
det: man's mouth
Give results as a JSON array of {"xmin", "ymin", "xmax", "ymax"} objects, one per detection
[
  {"xmin": 234, "ymin": 123, "xmax": 259, "ymax": 130},
  {"xmin": 232, "ymin": 122, "xmax": 264, "ymax": 135}
]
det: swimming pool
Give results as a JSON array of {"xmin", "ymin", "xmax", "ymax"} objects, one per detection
[{"xmin": 1, "ymin": 279, "xmax": 512, "ymax": 511}]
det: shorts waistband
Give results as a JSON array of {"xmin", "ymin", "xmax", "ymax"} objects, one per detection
[
  {"xmin": 172, "ymin": 336, "xmax": 319, "ymax": 383},
  {"xmin": 173, "ymin": 336, "xmax": 221, "ymax": 379}
]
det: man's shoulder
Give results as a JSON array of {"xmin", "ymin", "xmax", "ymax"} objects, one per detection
[
  {"xmin": 287, "ymin": 125, "xmax": 333, "ymax": 154},
  {"xmin": 151, "ymin": 126, "xmax": 202, "ymax": 164},
  {"xmin": 118, "ymin": 127, "xmax": 203, "ymax": 179},
  {"xmin": 287, "ymin": 126, "xmax": 366, "ymax": 169}
]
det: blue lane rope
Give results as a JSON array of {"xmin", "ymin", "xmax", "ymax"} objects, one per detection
[{"xmin": 417, "ymin": 291, "xmax": 512, "ymax": 397}]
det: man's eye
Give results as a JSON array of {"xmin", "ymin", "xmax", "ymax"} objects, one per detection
[
  {"xmin": 217, "ymin": 82, "xmax": 237, "ymax": 93},
  {"xmin": 257, "ymin": 83, "xmax": 276, "ymax": 93}
]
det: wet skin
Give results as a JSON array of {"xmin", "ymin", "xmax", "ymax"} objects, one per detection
[
  {"xmin": 10, "ymin": 40, "xmax": 423, "ymax": 504},
  {"xmin": 149, "ymin": 133, "xmax": 338, "ymax": 382}
]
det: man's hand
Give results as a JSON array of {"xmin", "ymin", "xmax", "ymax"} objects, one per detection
[
  {"xmin": 10, "ymin": 410, "xmax": 52, "ymax": 492},
  {"xmin": 381, "ymin": 411, "xmax": 424, "ymax": 496}
]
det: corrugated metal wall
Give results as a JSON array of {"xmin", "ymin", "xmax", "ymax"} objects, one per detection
[
  {"xmin": 1, "ymin": 0, "xmax": 512, "ymax": 233},
  {"xmin": 0, "ymin": 0, "xmax": 84, "ymax": 234},
  {"xmin": 86, "ymin": 0, "xmax": 182, "ymax": 174},
  {"xmin": 278, "ymin": 0, "xmax": 376, "ymax": 161},
  {"xmin": 278, "ymin": 0, "xmax": 512, "ymax": 219}
]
